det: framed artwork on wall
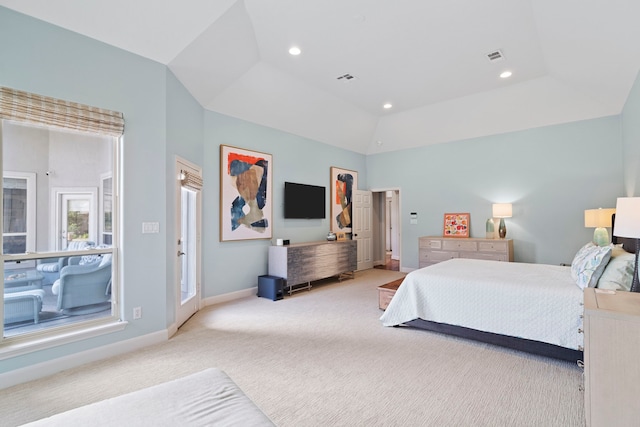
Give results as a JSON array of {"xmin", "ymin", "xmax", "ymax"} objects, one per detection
[
  {"xmin": 330, "ymin": 166, "xmax": 358, "ymax": 233},
  {"xmin": 443, "ymin": 213, "xmax": 470, "ymax": 238},
  {"xmin": 220, "ymin": 145, "xmax": 273, "ymax": 241}
]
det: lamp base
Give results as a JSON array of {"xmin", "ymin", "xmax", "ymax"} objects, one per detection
[
  {"xmin": 498, "ymin": 218, "xmax": 507, "ymax": 239},
  {"xmin": 593, "ymin": 227, "xmax": 610, "ymax": 247},
  {"xmin": 632, "ymin": 239, "xmax": 640, "ymax": 293}
]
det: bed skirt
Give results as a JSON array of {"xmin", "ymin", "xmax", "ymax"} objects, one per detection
[{"xmin": 404, "ymin": 318, "xmax": 583, "ymax": 363}]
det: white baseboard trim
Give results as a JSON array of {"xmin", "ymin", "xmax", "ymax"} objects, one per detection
[
  {"xmin": 1, "ymin": 287, "xmax": 259, "ymax": 389},
  {"xmin": 203, "ymin": 286, "xmax": 257, "ymax": 307},
  {"xmin": 0, "ymin": 330, "xmax": 166, "ymax": 390}
]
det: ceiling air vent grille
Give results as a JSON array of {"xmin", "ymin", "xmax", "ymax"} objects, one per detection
[
  {"xmin": 486, "ymin": 50, "xmax": 504, "ymax": 62},
  {"xmin": 336, "ymin": 73, "xmax": 356, "ymax": 81}
]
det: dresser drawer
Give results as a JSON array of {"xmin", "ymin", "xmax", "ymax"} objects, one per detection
[
  {"xmin": 419, "ymin": 238, "xmax": 444, "ymax": 249},
  {"xmin": 442, "ymin": 240, "xmax": 477, "ymax": 252},
  {"xmin": 461, "ymin": 252, "xmax": 508, "ymax": 262},
  {"xmin": 418, "ymin": 237, "xmax": 513, "ymax": 269},
  {"xmin": 421, "ymin": 249, "xmax": 458, "ymax": 263},
  {"xmin": 478, "ymin": 241, "xmax": 508, "ymax": 252}
]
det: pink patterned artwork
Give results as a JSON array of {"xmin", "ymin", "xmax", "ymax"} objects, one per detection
[{"xmin": 443, "ymin": 213, "xmax": 470, "ymax": 238}]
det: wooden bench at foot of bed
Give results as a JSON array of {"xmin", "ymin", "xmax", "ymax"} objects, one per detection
[{"xmin": 23, "ymin": 368, "xmax": 275, "ymax": 426}]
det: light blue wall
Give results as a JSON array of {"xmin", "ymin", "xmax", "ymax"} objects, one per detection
[
  {"xmin": 165, "ymin": 71, "xmax": 204, "ymax": 325},
  {"xmin": 202, "ymin": 111, "xmax": 366, "ymax": 296},
  {"xmin": 367, "ymin": 116, "xmax": 624, "ymax": 267},
  {"xmin": 0, "ymin": 7, "xmax": 169, "ymax": 372},
  {"xmin": 622, "ymin": 70, "xmax": 640, "ymax": 196},
  {"xmin": 0, "ymin": 4, "xmax": 635, "ymax": 377}
]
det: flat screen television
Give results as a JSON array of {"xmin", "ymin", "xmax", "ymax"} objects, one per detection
[{"xmin": 284, "ymin": 182, "xmax": 326, "ymax": 219}]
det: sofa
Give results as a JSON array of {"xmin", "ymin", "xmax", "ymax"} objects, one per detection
[
  {"xmin": 36, "ymin": 241, "xmax": 95, "ymax": 286},
  {"xmin": 51, "ymin": 254, "xmax": 111, "ymax": 315}
]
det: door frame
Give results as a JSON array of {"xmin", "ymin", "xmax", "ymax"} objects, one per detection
[
  {"xmin": 371, "ymin": 187, "xmax": 402, "ymax": 270},
  {"xmin": 50, "ymin": 187, "xmax": 98, "ymax": 251},
  {"xmin": 174, "ymin": 157, "xmax": 202, "ymax": 329}
]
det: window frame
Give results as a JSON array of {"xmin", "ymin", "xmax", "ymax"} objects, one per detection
[
  {"xmin": 2, "ymin": 171, "xmax": 36, "ymax": 267},
  {"xmin": 0, "ymin": 119, "xmax": 125, "ymax": 357}
]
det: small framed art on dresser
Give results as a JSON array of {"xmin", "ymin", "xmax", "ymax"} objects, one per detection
[{"xmin": 443, "ymin": 213, "xmax": 470, "ymax": 238}]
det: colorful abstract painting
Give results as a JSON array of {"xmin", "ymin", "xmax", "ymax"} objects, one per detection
[
  {"xmin": 220, "ymin": 145, "xmax": 272, "ymax": 241},
  {"xmin": 443, "ymin": 213, "xmax": 470, "ymax": 238},
  {"xmin": 330, "ymin": 167, "xmax": 358, "ymax": 233}
]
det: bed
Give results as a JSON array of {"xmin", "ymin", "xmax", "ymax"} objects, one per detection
[{"xmin": 380, "ymin": 219, "xmax": 638, "ymax": 362}]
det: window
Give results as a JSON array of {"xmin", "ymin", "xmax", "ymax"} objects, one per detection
[
  {"xmin": 2, "ymin": 172, "xmax": 36, "ymax": 255},
  {"xmin": 100, "ymin": 173, "xmax": 113, "ymax": 246},
  {"xmin": 0, "ymin": 87, "xmax": 124, "ymax": 349}
]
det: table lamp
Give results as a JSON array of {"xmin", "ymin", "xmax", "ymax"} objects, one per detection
[
  {"xmin": 584, "ymin": 208, "xmax": 616, "ymax": 246},
  {"xmin": 492, "ymin": 203, "xmax": 512, "ymax": 239},
  {"xmin": 613, "ymin": 197, "xmax": 640, "ymax": 292}
]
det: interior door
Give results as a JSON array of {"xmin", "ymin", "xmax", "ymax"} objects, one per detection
[
  {"xmin": 176, "ymin": 159, "xmax": 202, "ymax": 328},
  {"xmin": 353, "ymin": 190, "xmax": 373, "ymax": 270}
]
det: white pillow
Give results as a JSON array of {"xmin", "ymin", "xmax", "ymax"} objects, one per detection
[
  {"xmin": 597, "ymin": 251, "xmax": 635, "ymax": 291},
  {"xmin": 570, "ymin": 242, "xmax": 612, "ymax": 289}
]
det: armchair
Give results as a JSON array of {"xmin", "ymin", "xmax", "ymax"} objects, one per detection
[
  {"xmin": 36, "ymin": 241, "xmax": 95, "ymax": 285},
  {"xmin": 51, "ymin": 254, "xmax": 111, "ymax": 315}
]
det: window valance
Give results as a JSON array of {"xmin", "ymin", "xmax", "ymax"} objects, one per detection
[
  {"xmin": 0, "ymin": 87, "xmax": 124, "ymax": 137},
  {"xmin": 181, "ymin": 170, "xmax": 203, "ymax": 191}
]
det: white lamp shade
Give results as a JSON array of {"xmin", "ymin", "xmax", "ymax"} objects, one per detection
[
  {"xmin": 613, "ymin": 197, "xmax": 640, "ymax": 238},
  {"xmin": 492, "ymin": 203, "xmax": 512, "ymax": 218},
  {"xmin": 584, "ymin": 208, "xmax": 615, "ymax": 228}
]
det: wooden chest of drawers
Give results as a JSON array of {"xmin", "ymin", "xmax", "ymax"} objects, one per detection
[
  {"xmin": 268, "ymin": 240, "xmax": 357, "ymax": 293},
  {"xmin": 418, "ymin": 236, "xmax": 513, "ymax": 268}
]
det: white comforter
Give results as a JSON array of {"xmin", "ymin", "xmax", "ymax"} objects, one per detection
[{"xmin": 380, "ymin": 258, "xmax": 584, "ymax": 350}]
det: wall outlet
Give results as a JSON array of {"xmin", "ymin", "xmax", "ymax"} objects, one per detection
[{"xmin": 133, "ymin": 306, "xmax": 142, "ymax": 319}]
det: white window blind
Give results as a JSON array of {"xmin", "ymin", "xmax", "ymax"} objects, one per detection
[{"xmin": 0, "ymin": 87, "xmax": 124, "ymax": 137}]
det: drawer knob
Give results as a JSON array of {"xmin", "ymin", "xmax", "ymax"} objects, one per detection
[{"xmin": 578, "ymin": 328, "xmax": 583, "ymax": 334}]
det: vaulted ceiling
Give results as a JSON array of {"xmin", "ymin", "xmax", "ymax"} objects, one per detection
[{"xmin": 2, "ymin": 0, "xmax": 639, "ymax": 154}]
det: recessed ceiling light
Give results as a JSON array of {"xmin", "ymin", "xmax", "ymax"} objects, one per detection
[
  {"xmin": 500, "ymin": 71, "xmax": 512, "ymax": 79},
  {"xmin": 289, "ymin": 46, "xmax": 301, "ymax": 56},
  {"xmin": 383, "ymin": 103, "xmax": 393, "ymax": 109}
]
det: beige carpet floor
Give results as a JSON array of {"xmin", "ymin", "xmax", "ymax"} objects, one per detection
[{"xmin": 0, "ymin": 268, "xmax": 585, "ymax": 426}]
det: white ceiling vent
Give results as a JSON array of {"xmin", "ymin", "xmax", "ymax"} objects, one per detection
[
  {"xmin": 486, "ymin": 49, "xmax": 505, "ymax": 62},
  {"xmin": 336, "ymin": 73, "xmax": 357, "ymax": 81}
]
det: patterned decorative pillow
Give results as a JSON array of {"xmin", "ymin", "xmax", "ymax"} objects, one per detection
[{"xmin": 571, "ymin": 242, "xmax": 612, "ymax": 289}]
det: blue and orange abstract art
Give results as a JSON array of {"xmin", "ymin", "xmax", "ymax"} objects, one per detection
[{"xmin": 220, "ymin": 145, "xmax": 272, "ymax": 241}]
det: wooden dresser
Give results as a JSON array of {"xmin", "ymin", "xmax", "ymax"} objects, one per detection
[
  {"xmin": 268, "ymin": 240, "xmax": 357, "ymax": 294},
  {"xmin": 418, "ymin": 236, "xmax": 513, "ymax": 268},
  {"xmin": 583, "ymin": 288, "xmax": 640, "ymax": 427}
]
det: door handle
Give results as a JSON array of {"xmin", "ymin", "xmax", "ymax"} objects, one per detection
[{"xmin": 177, "ymin": 251, "xmax": 185, "ymax": 257}]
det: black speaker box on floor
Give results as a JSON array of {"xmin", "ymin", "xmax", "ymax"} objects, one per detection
[{"xmin": 257, "ymin": 275, "xmax": 284, "ymax": 301}]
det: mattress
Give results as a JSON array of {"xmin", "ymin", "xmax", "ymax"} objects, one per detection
[
  {"xmin": 380, "ymin": 258, "xmax": 584, "ymax": 350},
  {"xmin": 21, "ymin": 368, "xmax": 275, "ymax": 427}
]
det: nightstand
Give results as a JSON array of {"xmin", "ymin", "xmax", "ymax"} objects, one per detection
[{"xmin": 583, "ymin": 288, "xmax": 640, "ymax": 426}]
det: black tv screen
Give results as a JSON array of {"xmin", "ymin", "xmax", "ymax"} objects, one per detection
[{"xmin": 284, "ymin": 182, "xmax": 326, "ymax": 219}]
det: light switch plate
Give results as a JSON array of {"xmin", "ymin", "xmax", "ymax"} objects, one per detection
[{"xmin": 142, "ymin": 222, "xmax": 159, "ymax": 233}]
